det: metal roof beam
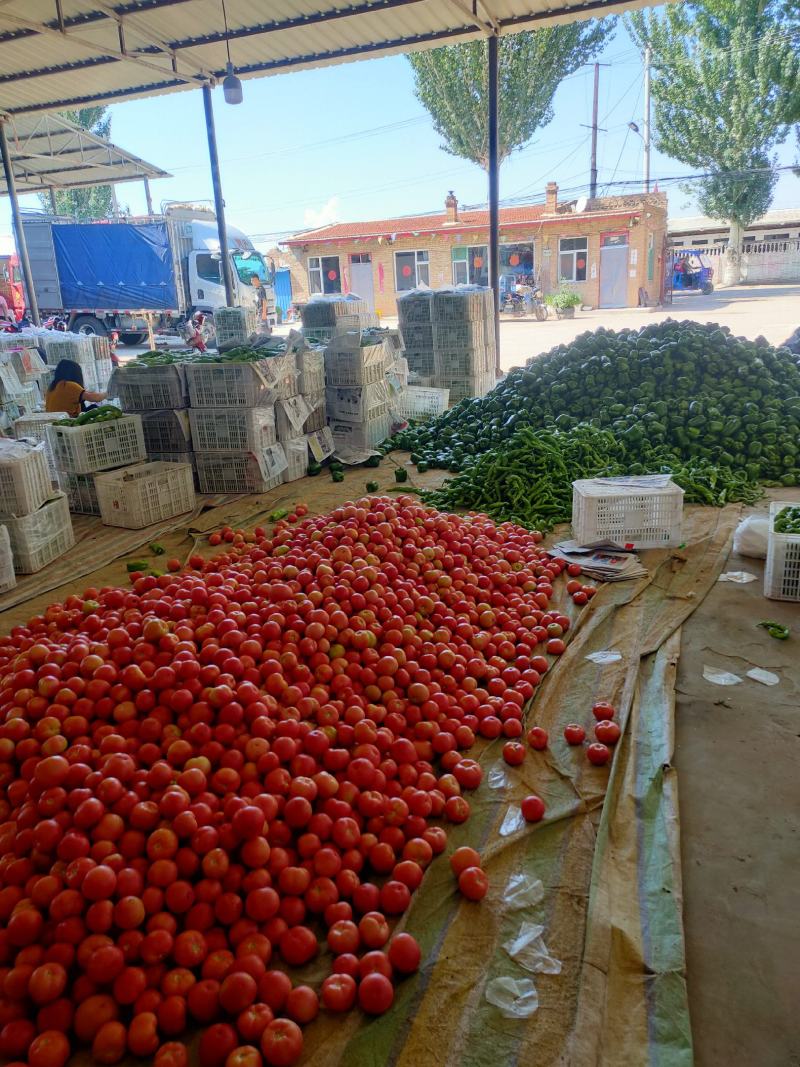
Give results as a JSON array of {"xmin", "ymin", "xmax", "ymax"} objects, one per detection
[
  {"xmin": 444, "ymin": 0, "xmax": 498, "ymax": 36},
  {"xmin": 0, "ymin": 10, "xmax": 205, "ymax": 86}
]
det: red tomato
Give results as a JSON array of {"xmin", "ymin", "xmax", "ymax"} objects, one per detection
[
  {"xmin": 321, "ymin": 973, "xmax": 356, "ymax": 1012},
  {"xmin": 199, "ymin": 1024, "xmax": 239, "ymax": 1067},
  {"xmin": 92, "ymin": 1021, "xmax": 128, "ymax": 1065},
  {"xmin": 502, "ymin": 741, "xmax": 526, "ymax": 766},
  {"xmin": 563, "ymin": 723, "xmax": 586, "ymax": 745},
  {"xmin": 458, "ymin": 867, "xmax": 489, "ymax": 902},
  {"xmin": 225, "ymin": 1047, "xmax": 262, "ymax": 1067},
  {"xmin": 520, "ymin": 795, "xmax": 546, "ymax": 823},
  {"xmin": 592, "ymin": 701, "xmax": 616, "ymax": 721},
  {"xmin": 587, "ymin": 743, "xmax": 611, "ymax": 766},
  {"xmin": 358, "ymin": 972, "xmax": 394, "ymax": 1015},
  {"xmin": 594, "ymin": 720, "xmax": 621, "ymax": 745},
  {"xmin": 28, "ymin": 1031, "xmax": 70, "ymax": 1067},
  {"xmin": 526, "ymin": 726, "xmax": 548, "ymax": 750},
  {"xmin": 449, "ymin": 846, "xmax": 482, "ymax": 877},
  {"xmin": 284, "ymin": 985, "xmax": 318, "ymax": 1025},
  {"xmin": 387, "ymin": 933, "xmax": 421, "ymax": 975},
  {"xmin": 358, "ymin": 911, "xmax": 390, "ymax": 950},
  {"xmin": 260, "ymin": 1019, "xmax": 303, "ymax": 1067}
]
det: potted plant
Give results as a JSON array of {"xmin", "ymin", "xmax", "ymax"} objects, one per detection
[{"xmin": 544, "ymin": 287, "xmax": 582, "ymax": 319}]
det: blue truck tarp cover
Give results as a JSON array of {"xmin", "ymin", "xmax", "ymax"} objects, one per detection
[{"xmin": 52, "ymin": 223, "xmax": 178, "ymax": 310}]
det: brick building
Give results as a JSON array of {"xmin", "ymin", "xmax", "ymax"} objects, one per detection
[{"xmin": 282, "ymin": 185, "xmax": 668, "ymax": 317}]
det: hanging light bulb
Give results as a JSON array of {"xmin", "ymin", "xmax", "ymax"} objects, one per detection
[
  {"xmin": 220, "ymin": 0, "xmax": 242, "ymax": 104},
  {"xmin": 223, "ymin": 61, "xmax": 243, "ymax": 105}
]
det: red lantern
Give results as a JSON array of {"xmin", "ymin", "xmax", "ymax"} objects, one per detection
[
  {"xmin": 327, "ymin": 269, "xmax": 338, "ymax": 281},
  {"xmin": 473, "ymin": 255, "xmax": 484, "ymax": 269},
  {"xmin": 576, "ymin": 257, "xmax": 586, "ymax": 270},
  {"xmin": 509, "ymin": 253, "xmax": 520, "ymax": 267},
  {"xmin": 402, "ymin": 265, "xmax": 412, "ymax": 277}
]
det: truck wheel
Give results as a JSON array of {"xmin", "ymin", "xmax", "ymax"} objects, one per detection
[
  {"xmin": 119, "ymin": 333, "xmax": 147, "ymax": 346},
  {"xmin": 701, "ymin": 283, "xmax": 714, "ymax": 295},
  {"xmin": 71, "ymin": 316, "xmax": 107, "ymax": 337}
]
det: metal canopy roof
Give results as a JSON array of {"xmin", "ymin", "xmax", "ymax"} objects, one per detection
[
  {"xmin": 0, "ymin": 111, "xmax": 168, "ymax": 195},
  {"xmin": 0, "ymin": 0, "xmax": 661, "ymax": 116}
]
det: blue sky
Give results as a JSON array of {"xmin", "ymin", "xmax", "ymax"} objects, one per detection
[{"xmin": 3, "ymin": 24, "xmax": 798, "ymax": 244}]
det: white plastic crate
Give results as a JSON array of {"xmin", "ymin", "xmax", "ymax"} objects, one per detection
[
  {"xmin": 89, "ymin": 335, "xmax": 113, "ymax": 361},
  {"xmin": 0, "ymin": 441, "xmax": 52, "ymax": 518},
  {"xmin": 5, "ymin": 492, "xmax": 74, "ymax": 574},
  {"xmin": 110, "ymin": 365, "xmax": 186, "ymax": 411},
  {"xmin": 57, "ymin": 470, "xmax": 103, "ymax": 515},
  {"xmin": 142, "ymin": 409, "xmax": 192, "ymax": 454},
  {"xmin": 0, "ymin": 360, "xmax": 25, "ymax": 400},
  {"xmin": 189, "ymin": 407, "xmax": 276, "ymax": 452},
  {"xmin": 276, "ymin": 396, "xmax": 314, "ymax": 442},
  {"xmin": 301, "ymin": 297, "xmax": 371, "ymax": 329},
  {"xmin": 397, "ymin": 289, "xmax": 433, "ymax": 324},
  {"xmin": 14, "ymin": 413, "xmax": 68, "ymax": 481},
  {"xmin": 764, "ymin": 501, "xmax": 800, "ymax": 601},
  {"xmin": 435, "ymin": 345, "xmax": 495, "ymax": 379},
  {"xmin": 47, "ymin": 415, "xmax": 146, "ymax": 474},
  {"xmin": 394, "ymin": 386, "xmax": 450, "ymax": 423},
  {"xmin": 386, "ymin": 357, "xmax": 409, "ymax": 391},
  {"xmin": 283, "ymin": 438, "xmax": 308, "ymax": 483},
  {"xmin": 297, "ymin": 349, "xmax": 325, "ymax": 394},
  {"xmin": 303, "ymin": 393, "xmax": 326, "ymax": 433},
  {"xmin": 324, "ymin": 343, "xmax": 387, "ymax": 387},
  {"xmin": 145, "ymin": 452, "xmax": 198, "ymax": 487},
  {"xmin": 433, "ymin": 320, "xmax": 490, "ymax": 350},
  {"xmin": 196, "ymin": 446, "xmax": 286, "ymax": 495},
  {"xmin": 329, "ymin": 414, "xmax": 391, "ymax": 452},
  {"xmin": 94, "ymin": 358, "xmax": 114, "ymax": 392},
  {"xmin": 9, "ymin": 347, "xmax": 47, "ymax": 384},
  {"xmin": 572, "ymin": 476, "xmax": 684, "ymax": 549},
  {"xmin": 439, "ymin": 371, "xmax": 496, "ymax": 405},
  {"xmin": 0, "ymin": 525, "xmax": 16, "ymax": 594},
  {"xmin": 215, "ymin": 306, "xmax": 258, "ymax": 348},
  {"xmin": 95, "ymin": 462, "xmax": 195, "ymax": 529},
  {"xmin": 432, "ymin": 286, "xmax": 494, "ymax": 322},
  {"xmin": 185, "ymin": 355, "xmax": 296, "ymax": 408},
  {"xmin": 326, "ymin": 381, "xmax": 390, "ymax": 424},
  {"xmin": 400, "ymin": 322, "xmax": 434, "ymax": 349}
]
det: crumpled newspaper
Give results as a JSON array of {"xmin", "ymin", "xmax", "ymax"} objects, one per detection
[
  {"xmin": 485, "ymin": 976, "xmax": 539, "ymax": 1018},
  {"xmin": 503, "ymin": 922, "xmax": 562, "ymax": 976}
]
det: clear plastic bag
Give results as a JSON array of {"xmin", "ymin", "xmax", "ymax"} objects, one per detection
[
  {"xmin": 503, "ymin": 922, "xmax": 562, "ymax": 975},
  {"xmin": 732, "ymin": 514, "xmax": 769, "ymax": 559},
  {"xmin": 505, "ymin": 874, "xmax": 544, "ymax": 910},
  {"xmin": 485, "ymin": 976, "xmax": 539, "ymax": 1018}
]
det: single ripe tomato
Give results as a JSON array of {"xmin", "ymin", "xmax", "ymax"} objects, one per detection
[
  {"xmin": 458, "ymin": 866, "xmax": 488, "ymax": 902},
  {"xmin": 520, "ymin": 795, "xmax": 546, "ymax": 823},
  {"xmin": 526, "ymin": 726, "xmax": 548, "ymax": 750},
  {"xmin": 546, "ymin": 638, "xmax": 566, "ymax": 655},
  {"xmin": 592, "ymin": 701, "xmax": 616, "ymax": 721},
  {"xmin": 320, "ymin": 974, "xmax": 356, "ymax": 1013},
  {"xmin": 260, "ymin": 1018, "xmax": 303, "ymax": 1067},
  {"xmin": 502, "ymin": 741, "xmax": 525, "ymax": 766},
  {"xmin": 587, "ymin": 742, "xmax": 611, "ymax": 766},
  {"xmin": 449, "ymin": 846, "xmax": 481, "ymax": 877},
  {"xmin": 357, "ymin": 973, "xmax": 394, "ymax": 1015},
  {"xmin": 564, "ymin": 723, "xmax": 586, "ymax": 745},
  {"xmin": 594, "ymin": 720, "xmax": 621, "ymax": 745},
  {"xmin": 567, "ymin": 563, "xmax": 582, "ymax": 576},
  {"xmin": 387, "ymin": 933, "xmax": 421, "ymax": 975}
]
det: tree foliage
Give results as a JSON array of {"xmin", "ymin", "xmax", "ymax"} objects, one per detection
[
  {"xmin": 38, "ymin": 107, "xmax": 116, "ymax": 220},
  {"xmin": 407, "ymin": 23, "xmax": 614, "ymax": 170},
  {"xmin": 628, "ymin": 0, "xmax": 799, "ymax": 233}
]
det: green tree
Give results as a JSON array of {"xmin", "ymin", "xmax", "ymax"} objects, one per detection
[
  {"xmin": 38, "ymin": 107, "xmax": 116, "ymax": 220},
  {"xmin": 407, "ymin": 24, "xmax": 614, "ymax": 170},
  {"xmin": 628, "ymin": 0, "xmax": 799, "ymax": 265}
]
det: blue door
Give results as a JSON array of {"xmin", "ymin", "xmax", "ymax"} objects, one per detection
[{"xmin": 274, "ymin": 267, "xmax": 292, "ymax": 319}]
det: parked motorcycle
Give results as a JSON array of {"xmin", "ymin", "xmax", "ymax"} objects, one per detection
[
  {"xmin": 182, "ymin": 311, "xmax": 214, "ymax": 352},
  {"xmin": 501, "ymin": 284, "xmax": 547, "ymax": 321}
]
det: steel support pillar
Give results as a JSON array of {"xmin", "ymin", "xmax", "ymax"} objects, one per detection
[
  {"xmin": 0, "ymin": 121, "xmax": 40, "ymax": 325},
  {"xmin": 488, "ymin": 33, "xmax": 500, "ymax": 372},
  {"xmin": 202, "ymin": 82, "xmax": 235, "ymax": 307}
]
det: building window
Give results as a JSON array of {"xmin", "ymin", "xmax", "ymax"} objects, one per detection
[
  {"xmin": 466, "ymin": 245, "xmax": 488, "ymax": 286},
  {"xmin": 308, "ymin": 255, "xmax": 341, "ymax": 295},
  {"xmin": 500, "ymin": 243, "xmax": 534, "ymax": 293},
  {"xmin": 558, "ymin": 237, "xmax": 588, "ymax": 282},
  {"xmin": 195, "ymin": 253, "xmax": 221, "ymax": 284},
  {"xmin": 350, "ymin": 253, "xmax": 371, "ymax": 264},
  {"xmin": 395, "ymin": 250, "xmax": 429, "ymax": 291},
  {"xmin": 451, "ymin": 247, "xmax": 468, "ymax": 285},
  {"xmin": 764, "ymin": 233, "xmax": 790, "ymax": 241}
]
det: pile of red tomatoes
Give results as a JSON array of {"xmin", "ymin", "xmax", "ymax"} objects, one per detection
[{"xmin": 0, "ymin": 496, "xmax": 573, "ymax": 1067}]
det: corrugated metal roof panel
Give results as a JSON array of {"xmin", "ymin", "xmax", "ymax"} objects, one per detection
[{"xmin": 0, "ymin": 0, "xmax": 665, "ymax": 115}]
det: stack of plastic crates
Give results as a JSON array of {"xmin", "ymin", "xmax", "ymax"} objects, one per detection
[
  {"xmin": 4, "ymin": 491, "xmax": 74, "ymax": 574},
  {"xmin": 95, "ymin": 461, "xmax": 196, "ymax": 529},
  {"xmin": 325, "ymin": 333, "xmax": 392, "ymax": 453},
  {"xmin": 196, "ymin": 444, "xmax": 286, "ymax": 496},
  {"xmin": 41, "ymin": 332, "xmax": 99, "ymax": 390},
  {"xmin": 0, "ymin": 525, "xmax": 16, "ymax": 594},
  {"xmin": 14, "ymin": 413, "xmax": 68, "ymax": 482},
  {"xmin": 48, "ymin": 416, "xmax": 147, "ymax": 476},
  {"xmin": 0, "ymin": 440, "xmax": 52, "ymax": 520},
  {"xmin": 398, "ymin": 290, "xmax": 435, "ymax": 383},
  {"xmin": 394, "ymin": 386, "xmax": 450, "ymax": 424},
  {"xmin": 215, "ymin": 306, "xmax": 258, "ymax": 348},
  {"xmin": 189, "ymin": 408, "xmax": 276, "ymax": 453},
  {"xmin": 431, "ymin": 286, "xmax": 496, "ymax": 402},
  {"xmin": 0, "ymin": 360, "xmax": 27, "ymax": 429},
  {"xmin": 764, "ymin": 502, "xmax": 800, "ymax": 601},
  {"xmin": 301, "ymin": 294, "xmax": 373, "ymax": 332},
  {"xmin": 283, "ymin": 438, "xmax": 308, "ymax": 483},
  {"xmin": 295, "ymin": 347, "xmax": 326, "ymax": 432},
  {"xmin": 185, "ymin": 354, "xmax": 296, "ymax": 407},
  {"xmin": 571, "ymin": 477, "xmax": 684, "ymax": 549}
]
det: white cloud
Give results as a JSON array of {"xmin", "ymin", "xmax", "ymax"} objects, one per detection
[{"xmin": 304, "ymin": 197, "xmax": 340, "ymax": 228}]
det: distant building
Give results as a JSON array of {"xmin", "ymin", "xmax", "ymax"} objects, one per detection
[
  {"xmin": 282, "ymin": 186, "xmax": 668, "ymax": 316},
  {"xmin": 668, "ymin": 208, "xmax": 800, "ymax": 249}
]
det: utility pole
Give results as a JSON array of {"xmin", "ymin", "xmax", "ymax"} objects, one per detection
[
  {"xmin": 589, "ymin": 62, "xmax": 599, "ymax": 201},
  {"xmin": 643, "ymin": 44, "xmax": 652, "ymax": 193}
]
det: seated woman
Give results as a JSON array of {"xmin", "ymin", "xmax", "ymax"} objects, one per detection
[{"xmin": 45, "ymin": 359, "xmax": 107, "ymax": 418}]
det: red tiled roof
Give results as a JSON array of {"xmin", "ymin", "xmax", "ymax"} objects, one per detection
[{"xmin": 284, "ymin": 204, "xmax": 552, "ymax": 244}]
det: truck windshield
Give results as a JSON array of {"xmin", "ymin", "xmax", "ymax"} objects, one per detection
[{"xmin": 233, "ymin": 251, "xmax": 272, "ymax": 286}]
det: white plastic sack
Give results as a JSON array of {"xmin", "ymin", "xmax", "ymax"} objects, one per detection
[
  {"xmin": 732, "ymin": 515, "xmax": 769, "ymax": 559},
  {"xmin": 505, "ymin": 874, "xmax": 544, "ymax": 910},
  {"xmin": 485, "ymin": 976, "xmax": 538, "ymax": 1019},
  {"xmin": 503, "ymin": 923, "xmax": 562, "ymax": 976}
]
